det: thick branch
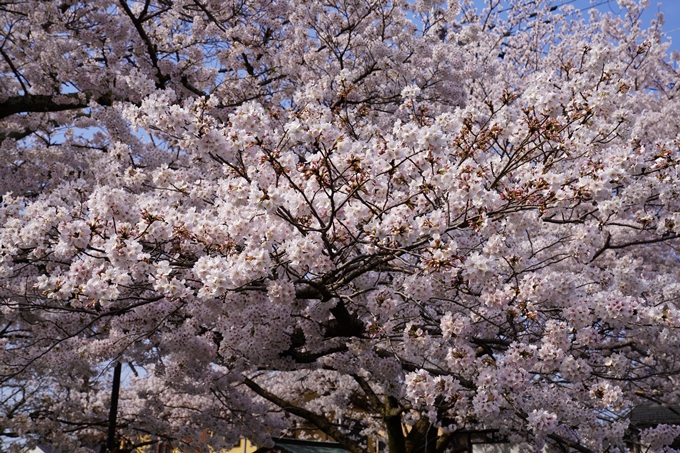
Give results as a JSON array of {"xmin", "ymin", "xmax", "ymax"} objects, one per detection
[
  {"xmin": 351, "ymin": 374, "xmax": 382, "ymax": 411},
  {"xmin": 0, "ymin": 48, "xmax": 28, "ymax": 93},
  {"xmin": 634, "ymin": 391, "xmax": 680, "ymax": 417},
  {"xmin": 384, "ymin": 396, "xmax": 406, "ymax": 453},
  {"xmin": 0, "ymin": 93, "xmax": 109, "ymax": 120},
  {"xmin": 591, "ymin": 232, "xmax": 679, "ymax": 263},
  {"xmin": 327, "ymin": 299, "xmax": 364, "ymax": 337},
  {"xmin": 242, "ymin": 377, "xmax": 366, "ymax": 453},
  {"xmin": 547, "ymin": 433, "xmax": 595, "ymax": 453},
  {"xmin": 0, "ymin": 128, "xmax": 35, "ymax": 144},
  {"xmin": 435, "ymin": 432, "xmax": 456, "ymax": 453},
  {"xmin": 405, "ymin": 418, "xmax": 436, "ymax": 453},
  {"xmin": 118, "ymin": 0, "xmax": 168, "ymax": 89},
  {"xmin": 395, "ymin": 357, "xmax": 475, "ymax": 390}
]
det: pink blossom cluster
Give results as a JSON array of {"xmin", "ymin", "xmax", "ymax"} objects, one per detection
[{"xmin": 1, "ymin": 0, "xmax": 680, "ymax": 452}]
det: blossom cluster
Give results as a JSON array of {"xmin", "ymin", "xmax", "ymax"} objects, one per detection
[{"xmin": 1, "ymin": 0, "xmax": 680, "ymax": 452}]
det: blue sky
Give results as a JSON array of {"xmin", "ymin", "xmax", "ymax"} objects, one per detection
[{"xmin": 471, "ymin": 0, "xmax": 680, "ymax": 52}]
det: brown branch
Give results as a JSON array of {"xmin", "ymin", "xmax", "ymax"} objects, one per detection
[
  {"xmin": 118, "ymin": 0, "xmax": 168, "ymax": 89},
  {"xmin": 327, "ymin": 299, "xmax": 364, "ymax": 337},
  {"xmin": 180, "ymin": 75, "xmax": 207, "ymax": 97},
  {"xmin": 242, "ymin": 377, "xmax": 366, "ymax": 453},
  {"xmin": 594, "ymin": 340, "xmax": 648, "ymax": 357},
  {"xmin": 541, "ymin": 209, "xmax": 597, "ymax": 224},
  {"xmin": 405, "ymin": 418, "xmax": 436, "ymax": 453},
  {"xmin": 384, "ymin": 395, "xmax": 406, "ymax": 453},
  {"xmin": 0, "ymin": 48, "xmax": 28, "ymax": 93},
  {"xmin": 435, "ymin": 432, "xmax": 456, "ymax": 453},
  {"xmin": 471, "ymin": 337, "xmax": 511, "ymax": 347},
  {"xmin": 351, "ymin": 374, "xmax": 382, "ymax": 411},
  {"xmin": 591, "ymin": 232, "xmax": 680, "ymax": 263},
  {"xmin": 547, "ymin": 433, "xmax": 595, "ymax": 453},
  {"xmin": 395, "ymin": 357, "xmax": 475, "ymax": 390},
  {"xmin": 633, "ymin": 391, "xmax": 680, "ymax": 417},
  {"xmin": 0, "ymin": 93, "xmax": 110, "ymax": 120},
  {"xmin": 607, "ymin": 233, "xmax": 680, "ymax": 250},
  {"xmin": 0, "ymin": 128, "xmax": 35, "ymax": 144}
]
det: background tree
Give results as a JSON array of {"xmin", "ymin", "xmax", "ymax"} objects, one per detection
[{"xmin": 1, "ymin": 0, "xmax": 680, "ymax": 452}]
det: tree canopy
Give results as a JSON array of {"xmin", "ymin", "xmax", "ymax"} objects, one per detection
[{"xmin": 1, "ymin": 0, "xmax": 680, "ymax": 452}]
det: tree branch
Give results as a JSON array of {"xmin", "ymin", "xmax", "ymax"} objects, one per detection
[
  {"xmin": 384, "ymin": 396, "xmax": 406, "ymax": 453},
  {"xmin": 118, "ymin": 0, "xmax": 168, "ymax": 89},
  {"xmin": 547, "ymin": 433, "xmax": 595, "ymax": 453},
  {"xmin": 242, "ymin": 377, "xmax": 366, "ymax": 453},
  {"xmin": 0, "ymin": 93, "xmax": 110, "ymax": 120}
]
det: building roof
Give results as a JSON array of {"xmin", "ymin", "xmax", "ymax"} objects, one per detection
[
  {"xmin": 628, "ymin": 403, "xmax": 680, "ymax": 426},
  {"xmin": 255, "ymin": 438, "xmax": 350, "ymax": 453}
]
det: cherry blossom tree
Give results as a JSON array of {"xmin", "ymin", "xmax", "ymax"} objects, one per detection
[{"xmin": 2, "ymin": 0, "xmax": 680, "ymax": 452}]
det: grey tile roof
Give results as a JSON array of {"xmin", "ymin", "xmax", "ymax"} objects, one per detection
[
  {"xmin": 261, "ymin": 438, "xmax": 350, "ymax": 453},
  {"xmin": 629, "ymin": 403, "xmax": 680, "ymax": 426}
]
